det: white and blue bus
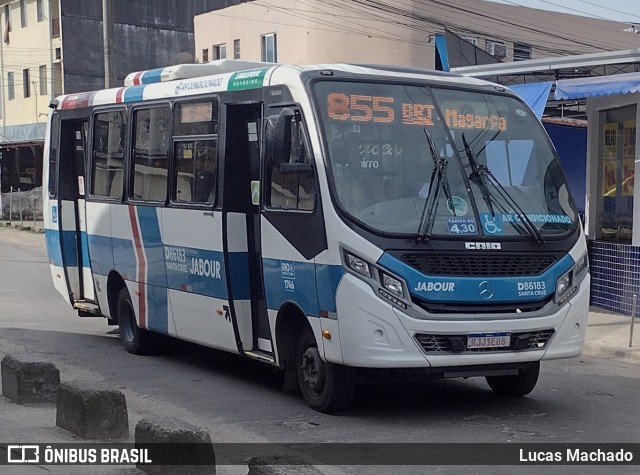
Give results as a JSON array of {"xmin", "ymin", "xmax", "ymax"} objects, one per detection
[{"xmin": 43, "ymin": 61, "xmax": 589, "ymax": 412}]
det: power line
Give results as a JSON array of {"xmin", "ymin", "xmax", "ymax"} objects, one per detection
[
  {"xmin": 323, "ymin": 0, "xmax": 639, "ymax": 55},
  {"xmin": 574, "ymin": 0, "xmax": 640, "ymax": 23}
]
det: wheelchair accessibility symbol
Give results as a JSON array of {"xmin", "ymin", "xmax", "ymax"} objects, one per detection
[{"xmin": 480, "ymin": 213, "xmax": 503, "ymax": 235}]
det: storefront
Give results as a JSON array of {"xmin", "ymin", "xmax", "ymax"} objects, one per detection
[{"xmin": 556, "ymin": 72, "xmax": 640, "ymax": 316}]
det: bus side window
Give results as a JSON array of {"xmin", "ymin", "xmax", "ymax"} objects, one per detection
[
  {"xmin": 266, "ymin": 114, "xmax": 316, "ymax": 211},
  {"xmin": 131, "ymin": 106, "xmax": 170, "ymax": 202},
  {"xmin": 174, "ymin": 140, "xmax": 218, "ymax": 204},
  {"xmin": 48, "ymin": 115, "xmax": 60, "ymax": 197},
  {"xmin": 91, "ymin": 110, "xmax": 126, "ymax": 200}
]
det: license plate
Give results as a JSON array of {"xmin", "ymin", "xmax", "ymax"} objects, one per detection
[{"xmin": 467, "ymin": 332, "xmax": 511, "ymax": 349}]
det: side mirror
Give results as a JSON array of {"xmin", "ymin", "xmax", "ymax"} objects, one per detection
[{"xmin": 270, "ymin": 108, "xmax": 295, "ymax": 168}]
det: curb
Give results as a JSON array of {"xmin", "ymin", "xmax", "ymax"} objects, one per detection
[
  {"xmin": 0, "ymin": 221, "xmax": 44, "ymax": 233},
  {"xmin": 582, "ymin": 343, "xmax": 640, "ymax": 364}
]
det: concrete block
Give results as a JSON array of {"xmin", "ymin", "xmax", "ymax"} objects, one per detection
[
  {"xmin": 1, "ymin": 354, "xmax": 60, "ymax": 404},
  {"xmin": 247, "ymin": 456, "xmax": 323, "ymax": 475},
  {"xmin": 135, "ymin": 417, "xmax": 215, "ymax": 474},
  {"xmin": 56, "ymin": 381, "xmax": 129, "ymax": 439}
]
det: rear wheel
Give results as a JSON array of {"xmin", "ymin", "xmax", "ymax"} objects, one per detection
[
  {"xmin": 117, "ymin": 287, "xmax": 154, "ymax": 355},
  {"xmin": 296, "ymin": 327, "xmax": 355, "ymax": 413},
  {"xmin": 486, "ymin": 361, "xmax": 540, "ymax": 397}
]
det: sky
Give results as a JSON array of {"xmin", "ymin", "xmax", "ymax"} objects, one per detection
[{"xmin": 486, "ymin": 0, "xmax": 640, "ymax": 24}]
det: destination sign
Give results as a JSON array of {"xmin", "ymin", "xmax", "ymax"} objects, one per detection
[{"xmin": 325, "ymin": 93, "xmax": 507, "ymax": 131}]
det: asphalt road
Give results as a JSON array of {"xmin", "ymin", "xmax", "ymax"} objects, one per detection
[{"xmin": 0, "ymin": 227, "xmax": 638, "ymax": 474}]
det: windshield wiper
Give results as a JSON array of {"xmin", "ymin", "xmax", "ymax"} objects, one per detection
[
  {"xmin": 462, "ymin": 133, "xmax": 495, "ymax": 217},
  {"xmin": 417, "ymin": 128, "xmax": 455, "ymax": 241},
  {"xmin": 461, "ymin": 133, "xmax": 544, "ymax": 244}
]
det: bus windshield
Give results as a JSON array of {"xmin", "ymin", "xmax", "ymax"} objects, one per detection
[{"xmin": 314, "ymin": 81, "xmax": 577, "ymax": 238}]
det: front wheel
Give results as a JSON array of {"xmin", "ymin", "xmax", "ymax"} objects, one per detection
[
  {"xmin": 117, "ymin": 287, "xmax": 154, "ymax": 355},
  {"xmin": 486, "ymin": 361, "xmax": 540, "ymax": 397},
  {"xmin": 296, "ymin": 327, "xmax": 355, "ymax": 413}
]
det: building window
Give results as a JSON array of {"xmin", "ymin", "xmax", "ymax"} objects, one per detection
[
  {"xmin": 23, "ymin": 69, "xmax": 30, "ymax": 98},
  {"xmin": 52, "ymin": 16, "xmax": 60, "ymax": 37},
  {"xmin": 39, "ymin": 65, "xmax": 47, "ymax": 95},
  {"xmin": 513, "ymin": 43, "xmax": 531, "ymax": 61},
  {"xmin": 4, "ymin": 4, "xmax": 11, "ymax": 44},
  {"xmin": 233, "ymin": 39, "xmax": 240, "ymax": 59},
  {"xmin": 485, "ymin": 39, "xmax": 506, "ymax": 59},
  {"xmin": 202, "ymin": 48, "xmax": 208, "ymax": 62},
  {"xmin": 19, "ymin": 0, "xmax": 26, "ymax": 28},
  {"xmin": 261, "ymin": 33, "xmax": 277, "ymax": 62},
  {"xmin": 7, "ymin": 72, "xmax": 14, "ymax": 100},
  {"xmin": 461, "ymin": 36, "xmax": 478, "ymax": 46},
  {"xmin": 37, "ymin": 0, "xmax": 44, "ymax": 22},
  {"xmin": 596, "ymin": 106, "xmax": 636, "ymax": 242},
  {"xmin": 212, "ymin": 44, "xmax": 226, "ymax": 60}
]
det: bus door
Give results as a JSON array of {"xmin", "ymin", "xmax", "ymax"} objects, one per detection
[
  {"xmin": 222, "ymin": 103, "xmax": 273, "ymax": 359},
  {"xmin": 56, "ymin": 118, "xmax": 96, "ymax": 308},
  {"xmin": 261, "ymin": 108, "xmax": 326, "ymax": 349}
]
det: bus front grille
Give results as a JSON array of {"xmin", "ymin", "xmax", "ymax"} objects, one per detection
[
  {"xmin": 399, "ymin": 253, "xmax": 557, "ymax": 276},
  {"xmin": 414, "ymin": 329, "xmax": 555, "ymax": 354}
]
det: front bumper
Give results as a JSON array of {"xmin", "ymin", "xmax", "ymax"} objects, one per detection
[{"xmin": 323, "ymin": 273, "xmax": 590, "ymax": 368}]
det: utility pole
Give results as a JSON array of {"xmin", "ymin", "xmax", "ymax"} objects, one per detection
[{"xmin": 102, "ymin": 0, "xmax": 116, "ymax": 88}]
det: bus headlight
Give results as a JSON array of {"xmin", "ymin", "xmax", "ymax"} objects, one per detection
[
  {"xmin": 345, "ymin": 252, "xmax": 371, "ymax": 278},
  {"xmin": 556, "ymin": 271, "xmax": 573, "ymax": 297},
  {"xmin": 555, "ymin": 252, "xmax": 588, "ymax": 306},
  {"xmin": 382, "ymin": 273, "xmax": 404, "ymax": 298},
  {"xmin": 575, "ymin": 252, "xmax": 588, "ymax": 276}
]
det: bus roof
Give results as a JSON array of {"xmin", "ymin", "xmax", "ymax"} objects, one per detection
[
  {"xmin": 54, "ymin": 61, "xmax": 498, "ymax": 111},
  {"xmin": 123, "ymin": 59, "xmax": 276, "ymax": 86}
]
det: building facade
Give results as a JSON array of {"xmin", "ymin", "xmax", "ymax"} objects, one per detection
[
  {"xmin": 582, "ymin": 85, "xmax": 640, "ymax": 316},
  {"xmin": 0, "ymin": 0, "xmax": 246, "ymax": 196},
  {"xmin": 194, "ymin": 0, "xmax": 640, "ymax": 68}
]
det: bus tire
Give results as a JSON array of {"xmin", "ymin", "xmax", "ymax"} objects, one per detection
[
  {"xmin": 117, "ymin": 287, "xmax": 153, "ymax": 355},
  {"xmin": 296, "ymin": 327, "xmax": 354, "ymax": 413},
  {"xmin": 486, "ymin": 361, "xmax": 540, "ymax": 397}
]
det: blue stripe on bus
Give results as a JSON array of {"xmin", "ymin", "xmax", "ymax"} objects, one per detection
[
  {"xmin": 123, "ymin": 85, "xmax": 145, "ymax": 102},
  {"xmin": 87, "ymin": 233, "xmax": 114, "ymax": 276},
  {"xmin": 140, "ymin": 68, "xmax": 164, "ymax": 85},
  {"xmin": 45, "ymin": 228, "xmax": 64, "ymax": 267},
  {"xmin": 146, "ymin": 283, "xmax": 168, "ymax": 334},
  {"xmin": 165, "ymin": 246, "xmax": 232, "ymax": 299},
  {"xmin": 80, "ymin": 231, "xmax": 91, "ymax": 267},
  {"xmin": 45, "ymin": 229, "xmax": 90, "ymax": 269},
  {"xmin": 136, "ymin": 207, "xmax": 167, "ymax": 288},
  {"xmin": 377, "ymin": 252, "xmax": 575, "ymax": 303},
  {"xmin": 315, "ymin": 264, "xmax": 345, "ymax": 314},
  {"xmin": 227, "ymin": 252, "xmax": 250, "ymax": 301},
  {"xmin": 47, "ymin": 226, "xmax": 342, "ymax": 319},
  {"xmin": 135, "ymin": 206, "xmax": 168, "ymax": 333},
  {"xmin": 263, "ymin": 258, "xmax": 320, "ymax": 317},
  {"xmin": 112, "ymin": 236, "xmax": 137, "ymax": 280}
]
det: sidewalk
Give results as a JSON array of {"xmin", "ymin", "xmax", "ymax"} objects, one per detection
[
  {"xmin": 0, "ymin": 219, "xmax": 44, "ymax": 233},
  {"xmin": 584, "ymin": 308, "xmax": 640, "ymax": 363}
]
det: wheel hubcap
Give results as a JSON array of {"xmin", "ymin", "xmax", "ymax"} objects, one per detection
[{"xmin": 301, "ymin": 346, "xmax": 325, "ymax": 394}]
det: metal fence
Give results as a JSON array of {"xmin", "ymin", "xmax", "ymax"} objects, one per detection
[{"xmin": 0, "ymin": 187, "xmax": 43, "ymax": 225}]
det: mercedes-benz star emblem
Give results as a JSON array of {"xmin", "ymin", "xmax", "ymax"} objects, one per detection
[{"xmin": 478, "ymin": 281, "xmax": 494, "ymax": 299}]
